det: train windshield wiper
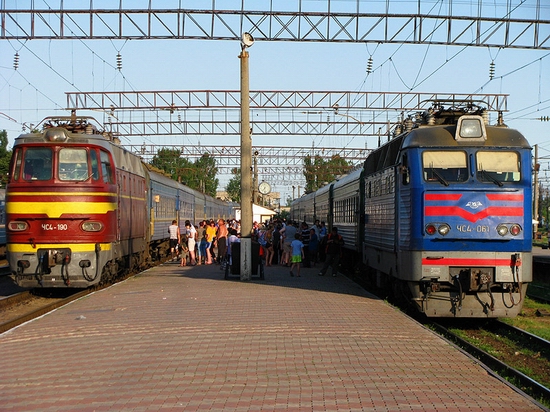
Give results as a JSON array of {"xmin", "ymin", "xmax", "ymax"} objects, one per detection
[
  {"xmin": 479, "ymin": 169, "xmax": 503, "ymax": 187},
  {"xmin": 430, "ymin": 168, "xmax": 449, "ymax": 186}
]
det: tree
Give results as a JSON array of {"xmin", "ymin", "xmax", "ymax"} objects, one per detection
[
  {"xmin": 149, "ymin": 148, "xmax": 219, "ymax": 197},
  {"xmin": 0, "ymin": 130, "xmax": 12, "ymax": 187},
  {"xmin": 225, "ymin": 168, "xmax": 241, "ymax": 203},
  {"xmin": 194, "ymin": 154, "xmax": 219, "ymax": 198},
  {"xmin": 150, "ymin": 148, "xmax": 185, "ymax": 178},
  {"xmin": 303, "ymin": 154, "xmax": 353, "ymax": 192}
]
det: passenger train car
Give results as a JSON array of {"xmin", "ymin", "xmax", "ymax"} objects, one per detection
[
  {"xmin": 292, "ymin": 103, "xmax": 532, "ymax": 318},
  {"xmin": 6, "ymin": 115, "xmax": 235, "ymax": 288}
]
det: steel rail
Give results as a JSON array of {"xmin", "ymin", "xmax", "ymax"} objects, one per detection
[
  {"xmin": 431, "ymin": 322, "xmax": 550, "ymax": 406},
  {"xmin": 0, "ymin": 288, "xmax": 92, "ymax": 334}
]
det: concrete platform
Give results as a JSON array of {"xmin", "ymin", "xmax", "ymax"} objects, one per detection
[{"xmin": 0, "ymin": 261, "xmax": 545, "ymax": 411}]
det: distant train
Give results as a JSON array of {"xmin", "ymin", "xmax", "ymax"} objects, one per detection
[
  {"xmin": 6, "ymin": 115, "xmax": 235, "ymax": 288},
  {"xmin": 292, "ymin": 103, "xmax": 532, "ymax": 318}
]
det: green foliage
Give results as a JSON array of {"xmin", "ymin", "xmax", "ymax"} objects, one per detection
[
  {"xmin": 0, "ymin": 130, "xmax": 12, "ymax": 187},
  {"xmin": 303, "ymin": 154, "xmax": 353, "ymax": 193},
  {"xmin": 225, "ymin": 168, "xmax": 241, "ymax": 203},
  {"xmin": 149, "ymin": 148, "xmax": 218, "ymax": 197},
  {"xmin": 278, "ymin": 209, "xmax": 290, "ymax": 221}
]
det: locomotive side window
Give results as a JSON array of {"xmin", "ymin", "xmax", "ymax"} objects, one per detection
[
  {"xmin": 90, "ymin": 150, "xmax": 100, "ymax": 181},
  {"xmin": 12, "ymin": 149, "xmax": 23, "ymax": 181},
  {"xmin": 100, "ymin": 150, "xmax": 114, "ymax": 183},
  {"xmin": 21, "ymin": 148, "xmax": 52, "ymax": 181},
  {"xmin": 59, "ymin": 148, "xmax": 89, "ymax": 181},
  {"xmin": 422, "ymin": 151, "xmax": 468, "ymax": 184},
  {"xmin": 476, "ymin": 151, "xmax": 520, "ymax": 184}
]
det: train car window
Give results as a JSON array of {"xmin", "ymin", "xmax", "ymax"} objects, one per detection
[
  {"xmin": 100, "ymin": 150, "xmax": 114, "ymax": 183},
  {"xmin": 22, "ymin": 148, "xmax": 52, "ymax": 181},
  {"xmin": 476, "ymin": 151, "xmax": 520, "ymax": 184},
  {"xmin": 90, "ymin": 150, "xmax": 100, "ymax": 181},
  {"xmin": 422, "ymin": 151, "xmax": 468, "ymax": 183},
  {"xmin": 59, "ymin": 148, "xmax": 88, "ymax": 181}
]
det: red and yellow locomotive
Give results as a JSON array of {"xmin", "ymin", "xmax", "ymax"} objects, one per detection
[{"xmin": 8, "ymin": 115, "xmax": 154, "ymax": 287}]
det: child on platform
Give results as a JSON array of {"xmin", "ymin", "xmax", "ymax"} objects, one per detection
[{"xmin": 290, "ymin": 232, "xmax": 304, "ymax": 277}]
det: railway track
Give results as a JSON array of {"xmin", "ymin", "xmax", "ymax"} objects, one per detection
[
  {"xmin": 0, "ymin": 254, "xmax": 175, "ymax": 334},
  {"xmin": 0, "ymin": 288, "xmax": 93, "ymax": 334},
  {"xmin": 431, "ymin": 320, "xmax": 550, "ymax": 407}
]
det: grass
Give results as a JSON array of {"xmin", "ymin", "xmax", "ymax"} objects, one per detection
[{"xmin": 500, "ymin": 297, "xmax": 550, "ymax": 341}]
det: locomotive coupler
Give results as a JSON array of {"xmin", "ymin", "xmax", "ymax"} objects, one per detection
[
  {"xmin": 419, "ymin": 277, "xmax": 440, "ymax": 296},
  {"xmin": 47, "ymin": 249, "xmax": 71, "ymax": 267}
]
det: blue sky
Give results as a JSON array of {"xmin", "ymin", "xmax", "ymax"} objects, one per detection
[{"xmin": 1, "ymin": 2, "xmax": 549, "ymax": 196}]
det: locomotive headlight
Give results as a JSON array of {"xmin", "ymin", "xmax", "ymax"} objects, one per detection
[
  {"xmin": 496, "ymin": 224, "xmax": 508, "ymax": 236},
  {"xmin": 459, "ymin": 119, "xmax": 482, "ymax": 138},
  {"xmin": 510, "ymin": 224, "xmax": 522, "ymax": 236},
  {"xmin": 44, "ymin": 128, "xmax": 68, "ymax": 142},
  {"xmin": 437, "ymin": 224, "xmax": 451, "ymax": 236},
  {"xmin": 81, "ymin": 221, "xmax": 103, "ymax": 232},
  {"xmin": 8, "ymin": 221, "xmax": 28, "ymax": 231},
  {"xmin": 426, "ymin": 223, "xmax": 450, "ymax": 236},
  {"xmin": 455, "ymin": 115, "xmax": 487, "ymax": 141}
]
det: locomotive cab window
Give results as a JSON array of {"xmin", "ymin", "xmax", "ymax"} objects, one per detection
[
  {"xmin": 422, "ymin": 151, "xmax": 468, "ymax": 184},
  {"xmin": 59, "ymin": 148, "xmax": 89, "ymax": 181},
  {"xmin": 476, "ymin": 151, "xmax": 520, "ymax": 184},
  {"xmin": 15, "ymin": 148, "xmax": 53, "ymax": 181}
]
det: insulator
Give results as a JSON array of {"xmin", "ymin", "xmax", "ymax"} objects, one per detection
[
  {"xmin": 116, "ymin": 53, "xmax": 122, "ymax": 70},
  {"xmin": 489, "ymin": 61, "xmax": 495, "ymax": 80},
  {"xmin": 13, "ymin": 52, "xmax": 19, "ymax": 70},
  {"xmin": 405, "ymin": 117, "xmax": 414, "ymax": 132},
  {"xmin": 481, "ymin": 110, "xmax": 489, "ymax": 125},
  {"xmin": 541, "ymin": 116, "xmax": 550, "ymax": 122},
  {"xmin": 366, "ymin": 56, "xmax": 373, "ymax": 74}
]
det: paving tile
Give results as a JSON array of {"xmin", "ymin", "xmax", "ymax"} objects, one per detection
[{"xmin": 0, "ymin": 261, "xmax": 545, "ymax": 411}]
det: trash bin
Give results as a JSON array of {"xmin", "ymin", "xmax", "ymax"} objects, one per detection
[{"xmin": 227, "ymin": 241, "xmax": 263, "ymax": 278}]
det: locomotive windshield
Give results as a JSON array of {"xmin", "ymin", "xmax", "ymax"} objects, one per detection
[
  {"xmin": 11, "ymin": 146, "xmax": 115, "ymax": 183},
  {"xmin": 13, "ymin": 147, "xmax": 53, "ymax": 181},
  {"xmin": 422, "ymin": 151, "xmax": 468, "ymax": 184},
  {"xmin": 476, "ymin": 151, "xmax": 520, "ymax": 184},
  {"xmin": 59, "ymin": 148, "xmax": 89, "ymax": 181}
]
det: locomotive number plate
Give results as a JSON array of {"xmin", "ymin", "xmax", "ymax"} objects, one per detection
[
  {"xmin": 41, "ymin": 223, "xmax": 69, "ymax": 231},
  {"xmin": 456, "ymin": 224, "xmax": 490, "ymax": 233}
]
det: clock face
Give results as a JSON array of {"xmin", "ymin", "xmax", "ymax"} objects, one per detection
[{"xmin": 258, "ymin": 182, "xmax": 271, "ymax": 195}]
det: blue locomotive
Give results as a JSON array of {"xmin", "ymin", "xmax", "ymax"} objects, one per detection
[{"xmin": 292, "ymin": 103, "xmax": 532, "ymax": 318}]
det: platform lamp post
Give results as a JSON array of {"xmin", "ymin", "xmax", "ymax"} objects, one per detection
[{"xmin": 239, "ymin": 32, "xmax": 254, "ymax": 281}]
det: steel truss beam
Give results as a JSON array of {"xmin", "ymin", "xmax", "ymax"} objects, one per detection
[
  {"xmin": 132, "ymin": 144, "xmax": 369, "ymax": 187},
  {"xmin": 69, "ymin": 90, "xmax": 508, "ymax": 137},
  {"xmin": 106, "ymin": 118, "xmax": 387, "ymax": 138},
  {"xmin": 67, "ymin": 90, "xmax": 508, "ymax": 111},
  {"xmin": 1, "ymin": 2, "xmax": 548, "ymax": 49}
]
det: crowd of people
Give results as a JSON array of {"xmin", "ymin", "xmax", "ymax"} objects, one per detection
[
  {"xmin": 168, "ymin": 217, "xmax": 344, "ymax": 277},
  {"xmin": 168, "ymin": 218, "xmax": 241, "ymax": 267}
]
